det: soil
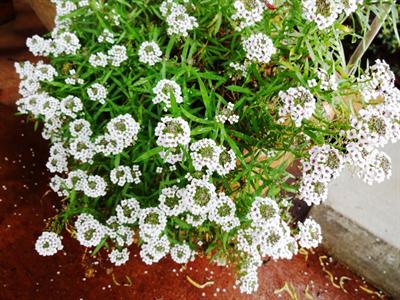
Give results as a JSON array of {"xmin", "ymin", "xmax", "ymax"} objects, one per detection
[{"xmin": 0, "ymin": 1, "xmax": 392, "ymax": 299}]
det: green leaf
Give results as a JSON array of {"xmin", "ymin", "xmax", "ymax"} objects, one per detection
[{"xmin": 134, "ymin": 146, "xmax": 162, "ymax": 162}]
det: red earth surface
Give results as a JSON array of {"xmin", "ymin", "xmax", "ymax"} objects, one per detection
[{"xmin": 0, "ymin": 1, "xmax": 390, "ymax": 299}]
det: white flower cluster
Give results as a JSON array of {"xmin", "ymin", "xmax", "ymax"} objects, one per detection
[
  {"xmin": 110, "ymin": 165, "xmax": 142, "ymax": 186},
  {"xmin": 160, "ymin": 0, "xmax": 198, "ymax": 37},
  {"xmin": 159, "ymin": 185, "xmax": 186, "ymax": 216},
  {"xmin": 358, "ymin": 59, "xmax": 395, "ymax": 102},
  {"xmin": 229, "ymin": 61, "xmax": 251, "ymax": 79},
  {"xmin": 152, "ymin": 79, "xmax": 183, "ymax": 110},
  {"xmin": 65, "ymin": 69, "xmax": 84, "ymax": 85},
  {"xmin": 83, "ymin": 175, "xmax": 107, "ymax": 197},
  {"xmin": 242, "ymin": 33, "xmax": 276, "ymax": 64},
  {"xmin": 308, "ymin": 68, "xmax": 338, "ymax": 91},
  {"xmin": 155, "ymin": 116, "xmax": 191, "ymax": 147},
  {"xmin": 209, "ymin": 193, "xmax": 240, "ymax": 231},
  {"xmin": 232, "ymin": 0, "xmax": 265, "ymax": 30},
  {"xmin": 189, "ymin": 139, "xmax": 237, "ymax": 176},
  {"xmin": 35, "ymin": 232, "xmax": 63, "ymax": 256},
  {"xmin": 98, "ymin": 29, "xmax": 115, "ymax": 44},
  {"xmin": 297, "ymin": 218, "xmax": 322, "ymax": 249},
  {"xmin": 139, "ymin": 41, "xmax": 163, "ymax": 66},
  {"xmin": 235, "ymin": 196, "xmax": 302, "ymax": 293},
  {"xmin": 170, "ymin": 243, "xmax": 192, "ymax": 264},
  {"xmin": 302, "ymin": 0, "xmax": 363, "ymax": 30},
  {"xmin": 299, "ymin": 145, "xmax": 344, "ymax": 205},
  {"xmin": 75, "ymin": 213, "xmax": 107, "ymax": 247},
  {"xmin": 109, "ymin": 248, "xmax": 130, "ymax": 266},
  {"xmin": 27, "ymin": 31, "xmax": 81, "ymax": 57},
  {"xmin": 89, "ymin": 45, "xmax": 128, "ymax": 68},
  {"xmin": 87, "ymin": 83, "xmax": 108, "ymax": 104},
  {"xmin": 116, "ymin": 198, "xmax": 141, "ymax": 224},
  {"xmin": 278, "ymin": 86, "xmax": 316, "ymax": 127},
  {"xmin": 215, "ymin": 102, "xmax": 239, "ymax": 125},
  {"xmin": 346, "ymin": 143, "xmax": 392, "ymax": 185}
]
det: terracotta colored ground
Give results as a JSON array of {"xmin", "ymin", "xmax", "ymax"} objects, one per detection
[{"xmin": 0, "ymin": 1, "xmax": 390, "ymax": 299}]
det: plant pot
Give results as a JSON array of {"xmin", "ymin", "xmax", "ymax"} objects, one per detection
[
  {"xmin": 0, "ymin": 0, "xmax": 15, "ymax": 25},
  {"xmin": 29, "ymin": 0, "xmax": 55, "ymax": 30}
]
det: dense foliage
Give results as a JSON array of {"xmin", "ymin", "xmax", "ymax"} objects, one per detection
[{"xmin": 16, "ymin": 0, "xmax": 399, "ymax": 293}]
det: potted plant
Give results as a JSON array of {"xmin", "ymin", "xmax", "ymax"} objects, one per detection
[{"xmin": 16, "ymin": 0, "xmax": 399, "ymax": 294}]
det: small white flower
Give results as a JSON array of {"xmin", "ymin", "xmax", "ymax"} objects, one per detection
[
  {"xmin": 75, "ymin": 213, "xmax": 107, "ymax": 247},
  {"xmin": 35, "ymin": 232, "xmax": 63, "ymax": 256},
  {"xmin": 242, "ymin": 33, "xmax": 276, "ymax": 64},
  {"xmin": 87, "ymin": 83, "xmax": 107, "ymax": 104},
  {"xmin": 107, "ymin": 45, "xmax": 128, "ymax": 67},
  {"xmin": 139, "ymin": 41, "xmax": 162, "ymax": 66},
  {"xmin": 109, "ymin": 248, "xmax": 130, "ymax": 266},
  {"xmin": 152, "ymin": 79, "xmax": 183, "ymax": 110},
  {"xmin": 159, "ymin": 185, "xmax": 186, "ymax": 216},
  {"xmin": 89, "ymin": 52, "xmax": 109, "ymax": 68},
  {"xmin": 116, "ymin": 198, "xmax": 141, "ymax": 224},
  {"xmin": 232, "ymin": 0, "xmax": 265, "ymax": 30},
  {"xmin": 297, "ymin": 218, "xmax": 322, "ymax": 248},
  {"xmin": 60, "ymin": 95, "xmax": 83, "ymax": 118},
  {"xmin": 82, "ymin": 175, "xmax": 107, "ymax": 198},
  {"xmin": 155, "ymin": 116, "xmax": 191, "ymax": 148},
  {"xmin": 170, "ymin": 243, "xmax": 192, "ymax": 264},
  {"xmin": 182, "ymin": 179, "xmax": 218, "ymax": 215},
  {"xmin": 278, "ymin": 86, "xmax": 316, "ymax": 127}
]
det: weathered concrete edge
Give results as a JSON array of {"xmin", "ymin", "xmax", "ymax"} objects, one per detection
[{"xmin": 310, "ymin": 204, "xmax": 400, "ymax": 298}]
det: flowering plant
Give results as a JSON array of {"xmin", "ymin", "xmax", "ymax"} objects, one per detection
[{"xmin": 16, "ymin": 0, "xmax": 399, "ymax": 294}]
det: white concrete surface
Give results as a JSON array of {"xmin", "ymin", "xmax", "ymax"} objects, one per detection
[{"xmin": 327, "ymin": 142, "xmax": 400, "ymax": 249}]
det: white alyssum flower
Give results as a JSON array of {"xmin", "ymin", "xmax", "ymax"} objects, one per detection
[
  {"xmin": 182, "ymin": 179, "xmax": 218, "ymax": 215},
  {"xmin": 209, "ymin": 193, "xmax": 239, "ymax": 231},
  {"xmin": 87, "ymin": 83, "xmax": 107, "ymax": 104},
  {"xmin": 307, "ymin": 144, "xmax": 344, "ymax": 182},
  {"xmin": 82, "ymin": 175, "xmax": 107, "ymax": 198},
  {"xmin": 299, "ymin": 176, "xmax": 329, "ymax": 206},
  {"xmin": 139, "ymin": 41, "xmax": 163, "ymax": 66},
  {"xmin": 65, "ymin": 169, "xmax": 88, "ymax": 191},
  {"xmin": 69, "ymin": 118, "xmax": 92, "ymax": 137},
  {"xmin": 34, "ymin": 61, "xmax": 58, "ymax": 82},
  {"xmin": 139, "ymin": 207, "xmax": 167, "ymax": 237},
  {"xmin": 46, "ymin": 153, "xmax": 68, "ymax": 173},
  {"xmin": 297, "ymin": 218, "xmax": 322, "ymax": 248},
  {"xmin": 106, "ymin": 114, "xmax": 141, "ymax": 148},
  {"xmin": 109, "ymin": 248, "xmax": 130, "ymax": 266},
  {"xmin": 89, "ymin": 52, "xmax": 109, "ymax": 68},
  {"xmin": 110, "ymin": 165, "xmax": 141, "ymax": 186},
  {"xmin": 49, "ymin": 175, "xmax": 68, "ymax": 197},
  {"xmin": 215, "ymin": 146, "xmax": 236, "ymax": 176},
  {"xmin": 55, "ymin": 32, "xmax": 81, "ymax": 55},
  {"xmin": 35, "ymin": 232, "xmax": 63, "ymax": 256},
  {"xmin": 152, "ymin": 79, "xmax": 183, "ymax": 110},
  {"xmin": 75, "ymin": 213, "xmax": 107, "ymax": 247},
  {"xmin": 316, "ymin": 68, "xmax": 338, "ymax": 91},
  {"xmin": 190, "ymin": 138, "xmax": 219, "ymax": 171},
  {"xmin": 159, "ymin": 148, "xmax": 184, "ymax": 165},
  {"xmin": 302, "ymin": 0, "xmax": 343, "ymax": 30},
  {"xmin": 98, "ymin": 29, "xmax": 115, "ymax": 44},
  {"xmin": 358, "ymin": 59, "xmax": 395, "ymax": 102},
  {"xmin": 69, "ymin": 137, "xmax": 95, "ymax": 163},
  {"xmin": 108, "ymin": 45, "xmax": 128, "ymax": 67},
  {"xmin": 348, "ymin": 105, "xmax": 396, "ymax": 148},
  {"xmin": 60, "ymin": 95, "xmax": 83, "ymax": 118},
  {"xmin": 161, "ymin": 0, "xmax": 198, "ymax": 37},
  {"xmin": 106, "ymin": 216, "xmax": 134, "ymax": 247},
  {"xmin": 232, "ymin": 0, "xmax": 265, "ymax": 30},
  {"xmin": 116, "ymin": 198, "xmax": 141, "ymax": 224},
  {"xmin": 140, "ymin": 235, "xmax": 170, "ymax": 264},
  {"xmin": 159, "ymin": 185, "xmax": 186, "ymax": 216},
  {"xmin": 278, "ymin": 86, "xmax": 316, "ymax": 127},
  {"xmin": 170, "ymin": 243, "xmax": 192, "ymax": 264},
  {"xmin": 346, "ymin": 143, "xmax": 392, "ymax": 185},
  {"xmin": 248, "ymin": 196, "xmax": 280, "ymax": 227},
  {"xmin": 185, "ymin": 213, "xmax": 207, "ymax": 227},
  {"xmin": 242, "ymin": 33, "xmax": 276, "ymax": 64},
  {"xmin": 155, "ymin": 116, "xmax": 191, "ymax": 148},
  {"xmin": 215, "ymin": 102, "xmax": 239, "ymax": 125}
]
